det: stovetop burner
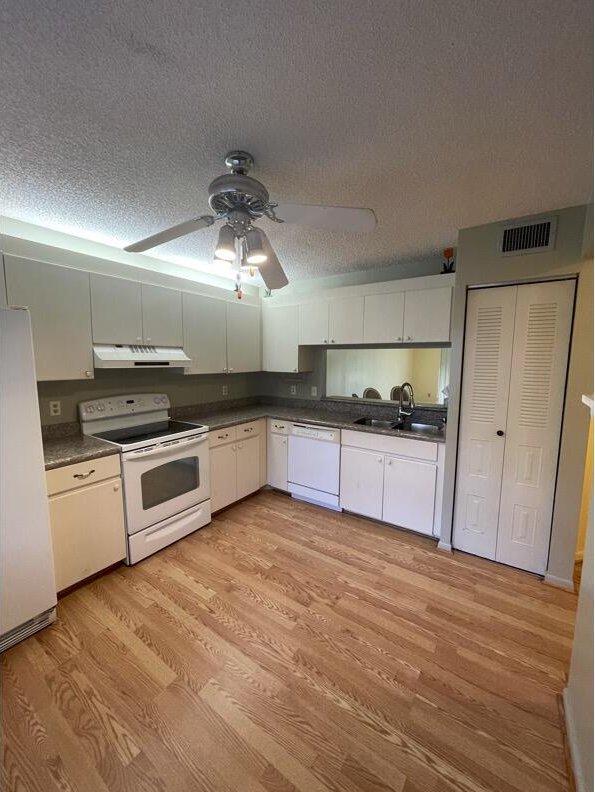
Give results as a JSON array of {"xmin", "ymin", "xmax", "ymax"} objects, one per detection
[{"xmin": 94, "ymin": 420, "xmax": 202, "ymax": 446}]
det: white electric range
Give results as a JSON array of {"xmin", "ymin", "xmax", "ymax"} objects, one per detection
[{"xmin": 79, "ymin": 394, "xmax": 210, "ymax": 564}]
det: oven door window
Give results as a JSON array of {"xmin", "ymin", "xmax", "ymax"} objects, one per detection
[{"xmin": 140, "ymin": 456, "xmax": 199, "ymax": 510}]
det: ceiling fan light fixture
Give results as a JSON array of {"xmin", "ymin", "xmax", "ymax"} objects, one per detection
[
  {"xmin": 214, "ymin": 224, "xmax": 236, "ymax": 261},
  {"xmin": 244, "ymin": 228, "xmax": 267, "ymax": 264}
]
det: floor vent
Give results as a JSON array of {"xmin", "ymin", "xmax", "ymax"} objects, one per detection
[{"xmin": 499, "ymin": 217, "xmax": 557, "ymax": 256}]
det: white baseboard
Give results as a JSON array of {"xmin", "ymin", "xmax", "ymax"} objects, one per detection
[
  {"xmin": 436, "ymin": 540, "xmax": 453, "ymax": 553},
  {"xmin": 543, "ymin": 573, "xmax": 575, "ymax": 591},
  {"xmin": 563, "ymin": 687, "xmax": 587, "ymax": 792}
]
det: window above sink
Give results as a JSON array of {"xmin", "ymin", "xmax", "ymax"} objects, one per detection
[{"xmin": 326, "ymin": 347, "xmax": 450, "ymax": 407}]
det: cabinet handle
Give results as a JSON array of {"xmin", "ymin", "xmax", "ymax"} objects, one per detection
[
  {"xmin": 237, "ymin": 443, "xmax": 243, "ymax": 450},
  {"xmin": 397, "ymin": 336, "xmax": 403, "ymax": 342},
  {"xmin": 407, "ymin": 335, "xmax": 412, "ymax": 341},
  {"xmin": 496, "ymin": 430, "xmax": 504, "ymax": 437},
  {"xmin": 282, "ymin": 439, "xmax": 287, "ymax": 445},
  {"xmin": 323, "ymin": 339, "xmax": 328, "ymax": 343},
  {"xmin": 217, "ymin": 433, "xmax": 229, "ymax": 440},
  {"xmin": 136, "ymin": 336, "xmax": 142, "ymax": 342},
  {"xmin": 331, "ymin": 339, "xmax": 335, "ymax": 343},
  {"xmin": 229, "ymin": 367, "xmax": 234, "ymax": 372},
  {"xmin": 146, "ymin": 337, "xmax": 151, "ymax": 342},
  {"xmin": 377, "ymin": 456, "xmax": 382, "ymax": 463},
  {"xmin": 386, "ymin": 459, "xmax": 392, "ymax": 466},
  {"xmin": 113, "ymin": 484, "xmax": 120, "ymax": 492},
  {"xmin": 243, "ymin": 427, "xmax": 253, "ymax": 433},
  {"xmin": 222, "ymin": 367, "xmax": 227, "ymax": 372},
  {"xmin": 73, "ymin": 469, "xmax": 95, "ymax": 480},
  {"xmin": 85, "ymin": 370, "xmax": 93, "ymax": 378},
  {"xmin": 293, "ymin": 368, "xmax": 298, "ymax": 372}
]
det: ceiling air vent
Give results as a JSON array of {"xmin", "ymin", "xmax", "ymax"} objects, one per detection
[{"xmin": 499, "ymin": 216, "xmax": 557, "ymax": 256}]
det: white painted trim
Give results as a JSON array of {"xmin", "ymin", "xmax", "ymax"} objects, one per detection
[
  {"xmin": 543, "ymin": 573, "xmax": 575, "ymax": 591},
  {"xmin": 436, "ymin": 540, "xmax": 453, "ymax": 553},
  {"xmin": 563, "ymin": 687, "xmax": 587, "ymax": 792}
]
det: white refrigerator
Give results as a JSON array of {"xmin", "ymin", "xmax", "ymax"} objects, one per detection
[{"xmin": 1, "ymin": 307, "xmax": 57, "ymax": 652}]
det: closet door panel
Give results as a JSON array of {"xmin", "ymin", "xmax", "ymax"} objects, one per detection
[
  {"xmin": 453, "ymin": 286, "xmax": 517, "ymax": 559},
  {"xmin": 495, "ymin": 280, "xmax": 575, "ymax": 574}
]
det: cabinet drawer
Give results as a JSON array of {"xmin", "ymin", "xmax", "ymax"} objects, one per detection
[
  {"xmin": 46, "ymin": 454, "xmax": 121, "ymax": 496},
  {"xmin": 237, "ymin": 419, "xmax": 263, "ymax": 439},
  {"xmin": 209, "ymin": 427, "xmax": 237, "ymax": 448},
  {"xmin": 341, "ymin": 429, "xmax": 438, "ymax": 462},
  {"xmin": 268, "ymin": 418, "xmax": 290, "ymax": 435}
]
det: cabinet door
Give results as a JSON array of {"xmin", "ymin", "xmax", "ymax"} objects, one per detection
[
  {"xmin": 363, "ymin": 292, "xmax": 405, "ymax": 343},
  {"xmin": 383, "ymin": 456, "xmax": 436, "ymax": 535},
  {"xmin": 226, "ymin": 302, "xmax": 261, "ymax": 372},
  {"xmin": 267, "ymin": 432, "xmax": 288, "ymax": 490},
  {"xmin": 340, "ymin": 446, "xmax": 384, "ymax": 520},
  {"xmin": 5, "ymin": 256, "xmax": 94, "ymax": 381},
  {"xmin": 263, "ymin": 304, "xmax": 299, "ymax": 372},
  {"xmin": 329, "ymin": 296, "xmax": 364, "ymax": 344},
  {"xmin": 49, "ymin": 477, "xmax": 126, "ymax": 591},
  {"xmin": 90, "ymin": 273, "xmax": 143, "ymax": 344},
  {"xmin": 495, "ymin": 280, "xmax": 575, "ymax": 574},
  {"xmin": 403, "ymin": 287, "xmax": 452, "ymax": 342},
  {"xmin": 210, "ymin": 442, "xmax": 237, "ymax": 512},
  {"xmin": 453, "ymin": 286, "xmax": 517, "ymax": 559},
  {"xmin": 299, "ymin": 302, "xmax": 329, "ymax": 345},
  {"xmin": 183, "ymin": 293, "xmax": 228, "ymax": 374},
  {"xmin": 141, "ymin": 284, "xmax": 183, "ymax": 346},
  {"xmin": 236, "ymin": 436, "xmax": 262, "ymax": 500}
]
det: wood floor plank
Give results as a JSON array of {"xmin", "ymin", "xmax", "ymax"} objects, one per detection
[{"xmin": 2, "ymin": 490, "xmax": 576, "ymax": 791}]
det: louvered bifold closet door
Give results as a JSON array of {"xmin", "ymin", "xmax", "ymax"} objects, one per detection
[
  {"xmin": 453, "ymin": 286, "xmax": 517, "ymax": 559},
  {"xmin": 495, "ymin": 280, "xmax": 575, "ymax": 574}
]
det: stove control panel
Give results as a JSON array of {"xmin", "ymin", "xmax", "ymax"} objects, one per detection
[{"xmin": 79, "ymin": 393, "xmax": 170, "ymax": 421}]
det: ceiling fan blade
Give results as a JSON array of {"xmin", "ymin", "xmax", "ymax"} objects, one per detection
[
  {"xmin": 273, "ymin": 203, "xmax": 376, "ymax": 233},
  {"xmin": 258, "ymin": 229, "xmax": 288, "ymax": 290},
  {"xmin": 124, "ymin": 215, "xmax": 215, "ymax": 252}
]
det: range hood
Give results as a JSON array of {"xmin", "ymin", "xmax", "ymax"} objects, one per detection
[{"xmin": 93, "ymin": 344, "xmax": 191, "ymax": 369}]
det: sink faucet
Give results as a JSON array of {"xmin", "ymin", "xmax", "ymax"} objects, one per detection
[{"xmin": 398, "ymin": 382, "xmax": 415, "ymax": 419}]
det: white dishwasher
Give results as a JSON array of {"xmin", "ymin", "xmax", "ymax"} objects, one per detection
[{"xmin": 287, "ymin": 424, "xmax": 341, "ymax": 510}]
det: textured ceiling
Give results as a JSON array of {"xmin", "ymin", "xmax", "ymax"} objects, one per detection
[{"xmin": 1, "ymin": 0, "xmax": 592, "ymax": 282}]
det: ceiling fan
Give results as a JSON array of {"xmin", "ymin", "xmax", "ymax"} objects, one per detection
[{"xmin": 124, "ymin": 151, "xmax": 376, "ymax": 290}]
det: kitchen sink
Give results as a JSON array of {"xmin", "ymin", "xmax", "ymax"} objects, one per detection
[
  {"xmin": 395, "ymin": 420, "xmax": 444, "ymax": 435},
  {"xmin": 353, "ymin": 417, "xmax": 401, "ymax": 429},
  {"xmin": 353, "ymin": 417, "xmax": 444, "ymax": 435}
]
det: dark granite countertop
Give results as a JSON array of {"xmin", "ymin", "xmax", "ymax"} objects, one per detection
[
  {"xmin": 43, "ymin": 401, "xmax": 445, "ymax": 470},
  {"xmin": 44, "ymin": 434, "xmax": 119, "ymax": 471},
  {"xmin": 180, "ymin": 404, "xmax": 446, "ymax": 444}
]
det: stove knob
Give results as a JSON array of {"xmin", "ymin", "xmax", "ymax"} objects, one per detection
[
  {"xmin": 87, "ymin": 405, "xmax": 95, "ymax": 413},
  {"xmin": 97, "ymin": 403, "xmax": 105, "ymax": 412}
]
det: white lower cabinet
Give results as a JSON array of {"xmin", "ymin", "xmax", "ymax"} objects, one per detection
[
  {"xmin": 209, "ymin": 420, "xmax": 266, "ymax": 511},
  {"xmin": 339, "ymin": 447, "xmax": 384, "ymax": 520},
  {"xmin": 46, "ymin": 455, "xmax": 126, "ymax": 591},
  {"xmin": 267, "ymin": 419, "xmax": 289, "ymax": 490},
  {"xmin": 382, "ymin": 456, "xmax": 437, "ymax": 535},
  {"xmin": 340, "ymin": 429, "xmax": 444, "ymax": 537}
]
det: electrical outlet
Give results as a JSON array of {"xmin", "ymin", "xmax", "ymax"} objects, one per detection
[
  {"xmin": 222, "ymin": 385, "xmax": 228, "ymax": 396},
  {"xmin": 49, "ymin": 400, "xmax": 61, "ymax": 417},
  {"xmin": 290, "ymin": 384, "xmax": 297, "ymax": 396},
  {"xmin": 310, "ymin": 386, "xmax": 318, "ymax": 397}
]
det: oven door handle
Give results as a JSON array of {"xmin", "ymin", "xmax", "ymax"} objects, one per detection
[{"xmin": 123, "ymin": 433, "xmax": 207, "ymax": 461}]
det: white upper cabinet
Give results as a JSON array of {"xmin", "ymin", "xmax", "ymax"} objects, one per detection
[
  {"xmin": 226, "ymin": 302, "xmax": 261, "ymax": 373},
  {"xmin": 363, "ymin": 292, "xmax": 405, "ymax": 343},
  {"xmin": 403, "ymin": 287, "xmax": 451, "ymax": 342},
  {"xmin": 329, "ymin": 296, "xmax": 364, "ymax": 344},
  {"xmin": 263, "ymin": 304, "xmax": 299, "ymax": 371},
  {"xmin": 90, "ymin": 275, "xmax": 182, "ymax": 347},
  {"xmin": 141, "ymin": 284, "xmax": 183, "ymax": 347},
  {"xmin": 183, "ymin": 293, "xmax": 228, "ymax": 374},
  {"xmin": 5, "ymin": 256, "xmax": 94, "ymax": 381},
  {"xmin": 90, "ymin": 273, "xmax": 143, "ymax": 344},
  {"xmin": 299, "ymin": 301, "xmax": 329, "ymax": 345}
]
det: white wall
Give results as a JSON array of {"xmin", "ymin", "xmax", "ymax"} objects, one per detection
[
  {"xmin": 441, "ymin": 204, "xmax": 593, "ymax": 588},
  {"xmin": 564, "ymin": 401, "xmax": 593, "ymax": 792}
]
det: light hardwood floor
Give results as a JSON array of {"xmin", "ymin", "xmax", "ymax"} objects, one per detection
[{"xmin": 2, "ymin": 490, "xmax": 578, "ymax": 792}]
